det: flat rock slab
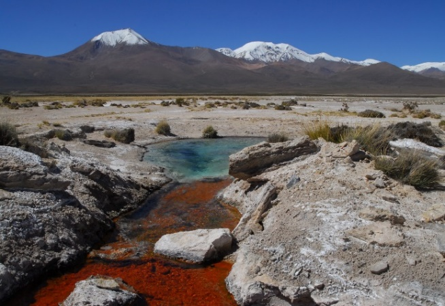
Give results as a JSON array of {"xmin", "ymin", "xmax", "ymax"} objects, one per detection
[
  {"xmin": 229, "ymin": 137, "xmax": 318, "ymax": 179},
  {"xmin": 154, "ymin": 228, "xmax": 233, "ymax": 263},
  {"xmin": 62, "ymin": 275, "xmax": 139, "ymax": 306}
]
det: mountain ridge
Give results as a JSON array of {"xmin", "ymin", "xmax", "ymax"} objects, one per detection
[
  {"xmin": 216, "ymin": 41, "xmax": 379, "ymax": 66},
  {"xmin": 1, "ymin": 28, "xmax": 445, "ymax": 95}
]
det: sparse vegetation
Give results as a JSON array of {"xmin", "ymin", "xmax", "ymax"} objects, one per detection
[
  {"xmin": 104, "ymin": 128, "xmax": 135, "ymax": 143},
  {"xmin": 44, "ymin": 102, "xmax": 63, "ymax": 110},
  {"xmin": 202, "ymin": 126, "xmax": 218, "ymax": 138},
  {"xmin": 274, "ymin": 104, "xmax": 291, "ymax": 111},
  {"xmin": 375, "ymin": 151, "xmax": 440, "ymax": 189},
  {"xmin": 0, "ymin": 121, "xmax": 19, "ymax": 147},
  {"xmin": 341, "ymin": 125, "xmax": 393, "ymax": 156},
  {"xmin": 358, "ymin": 109, "xmax": 385, "ymax": 118},
  {"xmin": 339, "ymin": 102, "xmax": 349, "ymax": 112},
  {"xmin": 411, "ymin": 109, "xmax": 442, "ymax": 119},
  {"xmin": 155, "ymin": 120, "xmax": 171, "ymax": 136},
  {"xmin": 267, "ymin": 133, "xmax": 288, "ymax": 143},
  {"xmin": 54, "ymin": 129, "xmax": 73, "ymax": 141},
  {"xmin": 303, "ymin": 120, "xmax": 336, "ymax": 142},
  {"xmin": 402, "ymin": 101, "xmax": 419, "ymax": 113}
]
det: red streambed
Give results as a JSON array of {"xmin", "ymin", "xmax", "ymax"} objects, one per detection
[{"xmin": 6, "ymin": 179, "xmax": 239, "ymax": 306}]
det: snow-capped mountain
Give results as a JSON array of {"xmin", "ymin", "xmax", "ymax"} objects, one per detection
[
  {"xmin": 401, "ymin": 62, "xmax": 445, "ymax": 73},
  {"xmin": 91, "ymin": 28, "xmax": 151, "ymax": 46},
  {"xmin": 216, "ymin": 41, "xmax": 379, "ymax": 66}
]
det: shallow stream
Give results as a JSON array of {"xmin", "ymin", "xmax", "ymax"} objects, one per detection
[{"xmin": 7, "ymin": 137, "xmax": 262, "ymax": 305}]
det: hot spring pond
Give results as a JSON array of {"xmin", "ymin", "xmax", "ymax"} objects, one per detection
[
  {"xmin": 143, "ymin": 137, "xmax": 264, "ymax": 181},
  {"xmin": 7, "ymin": 137, "xmax": 263, "ymax": 306}
]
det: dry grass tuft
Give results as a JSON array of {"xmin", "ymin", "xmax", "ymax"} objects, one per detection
[{"xmin": 375, "ymin": 150, "xmax": 440, "ymax": 189}]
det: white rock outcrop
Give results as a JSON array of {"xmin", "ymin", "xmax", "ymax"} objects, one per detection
[{"xmin": 154, "ymin": 228, "xmax": 233, "ymax": 263}]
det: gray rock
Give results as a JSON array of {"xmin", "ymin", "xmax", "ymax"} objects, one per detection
[
  {"xmin": 370, "ymin": 261, "xmax": 389, "ymax": 275},
  {"xmin": 62, "ymin": 275, "xmax": 139, "ymax": 306},
  {"xmin": 154, "ymin": 228, "xmax": 233, "ymax": 263},
  {"xmin": 82, "ymin": 139, "xmax": 116, "ymax": 148},
  {"xmin": 229, "ymin": 137, "xmax": 318, "ymax": 179},
  {"xmin": 0, "ymin": 146, "xmax": 70, "ymax": 191},
  {"xmin": 286, "ymin": 175, "xmax": 300, "ymax": 189},
  {"xmin": 0, "ymin": 144, "xmax": 165, "ymax": 301},
  {"xmin": 374, "ymin": 178, "xmax": 387, "ymax": 188}
]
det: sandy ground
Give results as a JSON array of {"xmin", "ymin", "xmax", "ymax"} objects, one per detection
[{"xmin": 4, "ymin": 96, "xmax": 445, "ymax": 141}]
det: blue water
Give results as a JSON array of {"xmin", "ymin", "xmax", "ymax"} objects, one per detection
[{"xmin": 143, "ymin": 137, "xmax": 263, "ymax": 182}]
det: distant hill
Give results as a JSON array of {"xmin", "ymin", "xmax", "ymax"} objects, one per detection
[{"xmin": 1, "ymin": 28, "xmax": 444, "ymax": 95}]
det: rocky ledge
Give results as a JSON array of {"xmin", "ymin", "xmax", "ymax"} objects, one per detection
[
  {"xmin": 220, "ymin": 138, "xmax": 445, "ymax": 305},
  {"xmin": 0, "ymin": 143, "xmax": 169, "ymax": 301}
]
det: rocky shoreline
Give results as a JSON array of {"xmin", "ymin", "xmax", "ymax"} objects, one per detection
[{"xmin": 0, "ymin": 132, "xmax": 170, "ymax": 302}]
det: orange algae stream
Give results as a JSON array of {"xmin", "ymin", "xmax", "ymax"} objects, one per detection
[{"xmin": 11, "ymin": 179, "xmax": 239, "ymax": 306}]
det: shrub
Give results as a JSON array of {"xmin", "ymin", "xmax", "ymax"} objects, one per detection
[
  {"xmin": 267, "ymin": 133, "xmax": 288, "ymax": 143},
  {"xmin": 389, "ymin": 121, "xmax": 442, "ymax": 147},
  {"xmin": 439, "ymin": 120, "xmax": 445, "ymax": 130},
  {"xmin": 274, "ymin": 105, "xmax": 291, "ymax": 111},
  {"xmin": 202, "ymin": 126, "xmax": 218, "ymax": 138},
  {"xmin": 402, "ymin": 101, "xmax": 419, "ymax": 113},
  {"xmin": 341, "ymin": 125, "xmax": 393, "ymax": 156},
  {"xmin": 358, "ymin": 109, "xmax": 385, "ymax": 118},
  {"xmin": 0, "ymin": 121, "xmax": 19, "ymax": 146},
  {"xmin": 340, "ymin": 102, "xmax": 349, "ymax": 112},
  {"xmin": 412, "ymin": 110, "xmax": 442, "ymax": 119},
  {"xmin": 2, "ymin": 96, "xmax": 11, "ymax": 105},
  {"xmin": 155, "ymin": 120, "xmax": 171, "ymax": 136},
  {"xmin": 375, "ymin": 150, "xmax": 440, "ymax": 189},
  {"xmin": 160, "ymin": 101, "xmax": 170, "ymax": 107},
  {"xmin": 54, "ymin": 129, "xmax": 73, "ymax": 141},
  {"xmin": 282, "ymin": 99, "xmax": 298, "ymax": 107},
  {"xmin": 104, "ymin": 128, "xmax": 135, "ymax": 143},
  {"xmin": 303, "ymin": 121, "xmax": 334, "ymax": 142}
]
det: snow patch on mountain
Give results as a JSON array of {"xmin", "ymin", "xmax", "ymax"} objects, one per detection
[
  {"xmin": 401, "ymin": 62, "xmax": 445, "ymax": 73},
  {"xmin": 91, "ymin": 29, "xmax": 150, "ymax": 46},
  {"xmin": 217, "ymin": 41, "xmax": 379, "ymax": 66}
]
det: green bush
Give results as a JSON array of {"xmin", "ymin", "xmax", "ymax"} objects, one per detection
[
  {"xmin": 0, "ymin": 121, "xmax": 19, "ymax": 146},
  {"xmin": 439, "ymin": 120, "xmax": 445, "ymax": 130},
  {"xmin": 375, "ymin": 151, "xmax": 440, "ymax": 189},
  {"xmin": 156, "ymin": 120, "xmax": 171, "ymax": 136},
  {"xmin": 267, "ymin": 133, "xmax": 288, "ymax": 143},
  {"xmin": 358, "ymin": 109, "xmax": 385, "ymax": 118},
  {"xmin": 202, "ymin": 126, "xmax": 218, "ymax": 138}
]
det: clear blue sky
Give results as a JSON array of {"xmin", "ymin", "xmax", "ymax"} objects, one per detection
[{"xmin": 1, "ymin": 0, "xmax": 443, "ymax": 66}]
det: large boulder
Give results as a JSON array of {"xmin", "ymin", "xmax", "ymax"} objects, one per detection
[
  {"xmin": 62, "ymin": 275, "xmax": 140, "ymax": 306},
  {"xmin": 154, "ymin": 228, "xmax": 233, "ymax": 263},
  {"xmin": 228, "ymin": 137, "xmax": 318, "ymax": 179}
]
